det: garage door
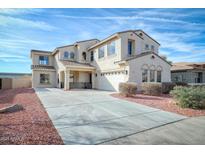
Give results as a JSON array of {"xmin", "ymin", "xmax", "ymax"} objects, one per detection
[{"xmin": 97, "ymin": 73, "xmax": 126, "ymax": 91}]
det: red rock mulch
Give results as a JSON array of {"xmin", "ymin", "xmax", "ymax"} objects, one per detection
[
  {"xmin": 111, "ymin": 93, "xmax": 205, "ymax": 117},
  {"xmin": 0, "ymin": 88, "xmax": 63, "ymax": 145}
]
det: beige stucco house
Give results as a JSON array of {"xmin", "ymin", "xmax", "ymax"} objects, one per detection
[
  {"xmin": 171, "ymin": 62, "xmax": 205, "ymax": 85},
  {"xmin": 31, "ymin": 30, "xmax": 171, "ymax": 91}
]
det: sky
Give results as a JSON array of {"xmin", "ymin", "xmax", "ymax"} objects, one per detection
[{"xmin": 0, "ymin": 8, "xmax": 205, "ymax": 73}]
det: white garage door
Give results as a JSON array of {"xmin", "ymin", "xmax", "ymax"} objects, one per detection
[{"xmin": 97, "ymin": 73, "xmax": 126, "ymax": 91}]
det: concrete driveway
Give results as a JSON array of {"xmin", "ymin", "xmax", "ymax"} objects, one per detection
[{"xmin": 35, "ymin": 88, "xmax": 186, "ymax": 145}]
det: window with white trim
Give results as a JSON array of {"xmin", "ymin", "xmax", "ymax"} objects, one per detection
[
  {"xmin": 142, "ymin": 69, "xmax": 148, "ymax": 82},
  {"xmin": 90, "ymin": 51, "xmax": 94, "ymax": 61},
  {"xmin": 150, "ymin": 70, "xmax": 155, "ymax": 82},
  {"xmin": 64, "ymin": 51, "xmax": 75, "ymax": 59},
  {"xmin": 39, "ymin": 56, "xmax": 49, "ymax": 65},
  {"xmin": 107, "ymin": 41, "xmax": 116, "ymax": 56},
  {"xmin": 157, "ymin": 71, "xmax": 162, "ymax": 82},
  {"xmin": 98, "ymin": 46, "xmax": 105, "ymax": 59},
  {"xmin": 145, "ymin": 44, "xmax": 149, "ymax": 50},
  {"xmin": 151, "ymin": 45, "xmax": 155, "ymax": 51},
  {"xmin": 40, "ymin": 74, "xmax": 50, "ymax": 84},
  {"xmin": 64, "ymin": 52, "xmax": 69, "ymax": 59}
]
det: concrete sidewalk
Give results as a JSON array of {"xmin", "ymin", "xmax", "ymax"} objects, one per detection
[{"xmin": 103, "ymin": 116, "xmax": 205, "ymax": 145}]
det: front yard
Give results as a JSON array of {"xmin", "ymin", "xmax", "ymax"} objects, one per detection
[
  {"xmin": 0, "ymin": 88, "xmax": 63, "ymax": 145},
  {"xmin": 111, "ymin": 93, "xmax": 205, "ymax": 117}
]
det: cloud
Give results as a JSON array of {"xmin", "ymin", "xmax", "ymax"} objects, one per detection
[
  {"xmin": 168, "ymin": 51, "xmax": 205, "ymax": 62},
  {"xmin": 0, "ymin": 15, "xmax": 56, "ymax": 31},
  {"xmin": 140, "ymin": 29, "xmax": 204, "ymax": 53},
  {"xmin": 131, "ymin": 9, "xmax": 189, "ymax": 18},
  {"xmin": 0, "ymin": 38, "xmax": 44, "ymax": 50},
  {"xmin": 0, "ymin": 52, "xmax": 29, "ymax": 63},
  {"xmin": 56, "ymin": 14, "xmax": 205, "ymax": 26},
  {"xmin": 0, "ymin": 8, "xmax": 43, "ymax": 15},
  {"xmin": 0, "ymin": 53, "xmax": 26, "ymax": 58}
]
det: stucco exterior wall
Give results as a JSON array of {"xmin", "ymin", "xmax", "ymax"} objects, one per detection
[
  {"xmin": 120, "ymin": 32, "xmax": 143, "ymax": 59},
  {"xmin": 127, "ymin": 54, "xmax": 171, "ymax": 89},
  {"xmin": 91, "ymin": 38, "xmax": 121, "ymax": 71},
  {"xmin": 58, "ymin": 46, "xmax": 77, "ymax": 61},
  {"xmin": 135, "ymin": 31, "xmax": 160, "ymax": 54},
  {"xmin": 78, "ymin": 72, "xmax": 90, "ymax": 82},
  {"xmin": 32, "ymin": 53, "xmax": 54, "ymax": 66},
  {"xmin": 77, "ymin": 40, "xmax": 98, "ymax": 63},
  {"xmin": 32, "ymin": 70, "xmax": 56, "ymax": 88}
]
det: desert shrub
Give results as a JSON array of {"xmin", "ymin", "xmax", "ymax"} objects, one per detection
[
  {"xmin": 170, "ymin": 86, "xmax": 205, "ymax": 109},
  {"xmin": 141, "ymin": 83, "xmax": 162, "ymax": 96},
  {"xmin": 162, "ymin": 82, "xmax": 176, "ymax": 94},
  {"xmin": 174, "ymin": 82, "xmax": 188, "ymax": 86},
  {"xmin": 119, "ymin": 82, "xmax": 137, "ymax": 97}
]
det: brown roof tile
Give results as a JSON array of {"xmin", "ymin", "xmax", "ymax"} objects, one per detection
[
  {"xmin": 31, "ymin": 65, "xmax": 55, "ymax": 70},
  {"xmin": 60, "ymin": 60, "xmax": 95, "ymax": 68},
  {"xmin": 171, "ymin": 62, "xmax": 205, "ymax": 71}
]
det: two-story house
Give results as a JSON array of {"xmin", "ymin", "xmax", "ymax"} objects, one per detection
[{"xmin": 31, "ymin": 30, "xmax": 171, "ymax": 91}]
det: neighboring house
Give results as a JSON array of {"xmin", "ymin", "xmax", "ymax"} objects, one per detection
[
  {"xmin": 0, "ymin": 73, "xmax": 32, "ymax": 90},
  {"xmin": 31, "ymin": 30, "xmax": 171, "ymax": 91},
  {"xmin": 171, "ymin": 62, "xmax": 205, "ymax": 85}
]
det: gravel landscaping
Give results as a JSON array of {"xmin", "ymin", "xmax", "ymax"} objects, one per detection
[
  {"xmin": 0, "ymin": 88, "xmax": 63, "ymax": 145},
  {"xmin": 111, "ymin": 93, "xmax": 205, "ymax": 117}
]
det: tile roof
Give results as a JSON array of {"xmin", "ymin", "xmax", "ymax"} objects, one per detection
[
  {"xmin": 31, "ymin": 65, "xmax": 55, "ymax": 70},
  {"xmin": 31, "ymin": 50, "xmax": 52, "ymax": 54},
  {"xmin": 115, "ymin": 51, "xmax": 172, "ymax": 66},
  {"xmin": 60, "ymin": 60, "xmax": 95, "ymax": 68},
  {"xmin": 171, "ymin": 62, "xmax": 205, "ymax": 71}
]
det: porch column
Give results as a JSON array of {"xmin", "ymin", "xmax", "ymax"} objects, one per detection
[
  {"xmin": 64, "ymin": 70, "xmax": 70, "ymax": 90},
  {"xmin": 58, "ymin": 72, "xmax": 61, "ymax": 88},
  {"xmin": 92, "ymin": 71, "xmax": 95, "ymax": 89}
]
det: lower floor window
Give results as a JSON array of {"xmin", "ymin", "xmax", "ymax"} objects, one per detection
[
  {"xmin": 142, "ymin": 69, "xmax": 148, "ymax": 82},
  {"xmin": 150, "ymin": 70, "xmax": 155, "ymax": 82},
  {"xmin": 157, "ymin": 71, "xmax": 162, "ymax": 82},
  {"xmin": 40, "ymin": 74, "xmax": 50, "ymax": 84}
]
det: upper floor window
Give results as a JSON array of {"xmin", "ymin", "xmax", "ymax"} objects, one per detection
[
  {"xmin": 98, "ymin": 46, "xmax": 105, "ymax": 59},
  {"xmin": 151, "ymin": 45, "xmax": 155, "ymax": 51},
  {"xmin": 107, "ymin": 41, "xmax": 116, "ymax": 56},
  {"xmin": 145, "ymin": 44, "xmax": 149, "ymax": 50},
  {"xmin": 128, "ymin": 40, "xmax": 134, "ymax": 56},
  {"xmin": 64, "ymin": 52, "xmax": 69, "ymax": 59},
  {"xmin": 90, "ymin": 51, "xmax": 94, "ymax": 62},
  {"xmin": 70, "ymin": 52, "xmax": 75, "ymax": 59},
  {"xmin": 82, "ymin": 52, "xmax": 86, "ymax": 61},
  {"xmin": 64, "ymin": 51, "xmax": 75, "ymax": 60},
  {"xmin": 39, "ymin": 56, "xmax": 49, "ymax": 65}
]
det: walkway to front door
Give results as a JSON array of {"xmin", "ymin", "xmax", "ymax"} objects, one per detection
[{"xmin": 35, "ymin": 88, "xmax": 186, "ymax": 145}]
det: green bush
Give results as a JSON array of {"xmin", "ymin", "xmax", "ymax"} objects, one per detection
[
  {"xmin": 162, "ymin": 82, "xmax": 176, "ymax": 94},
  {"xmin": 170, "ymin": 86, "xmax": 205, "ymax": 109},
  {"xmin": 174, "ymin": 82, "xmax": 188, "ymax": 86},
  {"xmin": 141, "ymin": 83, "xmax": 162, "ymax": 96},
  {"xmin": 119, "ymin": 82, "xmax": 137, "ymax": 97}
]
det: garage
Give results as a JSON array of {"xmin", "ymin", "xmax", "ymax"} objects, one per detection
[{"xmin": 96, "ymin": 70, "xmax": 128, "ymax": 91}]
